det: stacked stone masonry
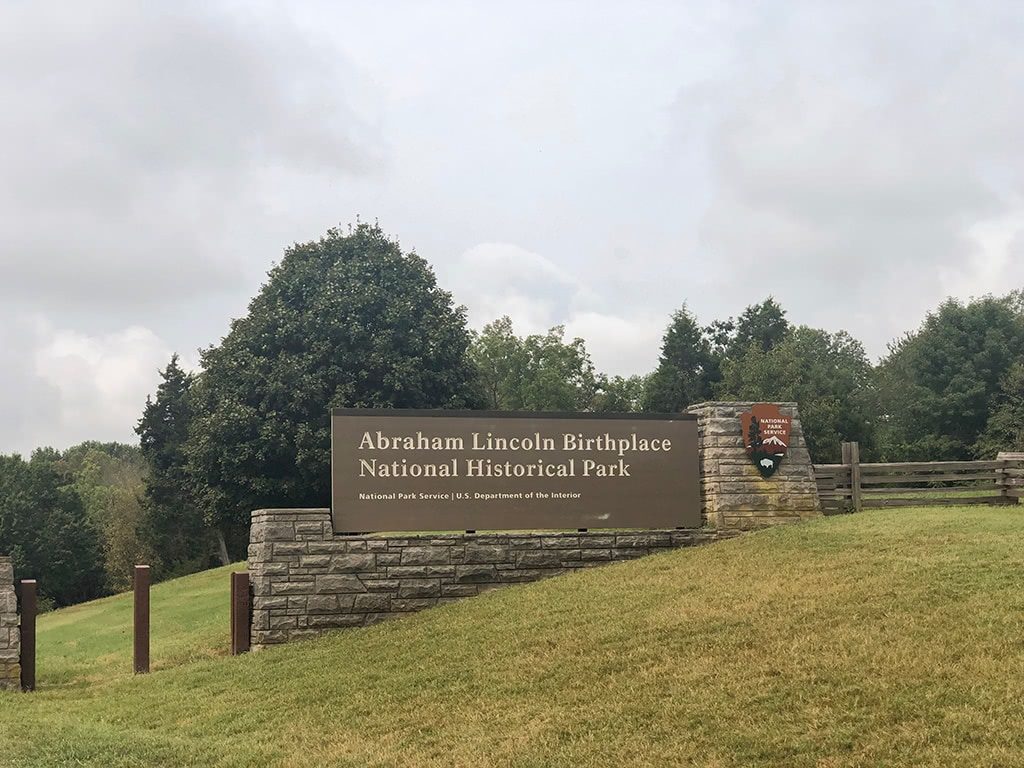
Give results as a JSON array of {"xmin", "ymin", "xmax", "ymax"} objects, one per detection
[
  {"xmin": 0, "ymin": 557, "xmax": 19, "ymax": 691},
  {"xmin": 686, "ymin": 401, "xmax": 822, "ymax": 530},
  {"xmin": 249, "ymin": 508, "xmax": 725, "ymax": 649}
]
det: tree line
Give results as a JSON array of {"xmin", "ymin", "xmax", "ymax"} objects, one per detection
[{"xmin": 3, "ymin": 222, "xmax": 1023, "ymax": 605}]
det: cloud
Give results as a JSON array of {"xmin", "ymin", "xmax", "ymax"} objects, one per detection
[
  {"xmin": 443, "ymin": 242, "xmax": 579, "ymax": 333},
  {"xmin": 0, "ymin": 1, "xmax": 379, "ymax": 309},
  {"xmin": 564, "ymin": 312, "xmax": 664, "ymax": 378},
  {"xmin": 679, "ymin": 1, "xmax": 1024, "ymax": 356},
  {"xmin": 942, "ymin": 208, "xmax": 1024, "ymax": 300},
  {"xmin": 0, "ymin": 316, "xmax": 179, "ymax": 454},
  {"xmin": 443, "ymin": 242, "xmax": 664, "ymax": 376},
  {"xmin": 3, "ymin": 1, "xmax": 1024, "ymax": 453}
]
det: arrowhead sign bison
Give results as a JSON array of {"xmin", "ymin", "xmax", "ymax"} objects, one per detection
[{"xmin": 740, "ymin": 404, "xmax": 791, "ymax": 478}]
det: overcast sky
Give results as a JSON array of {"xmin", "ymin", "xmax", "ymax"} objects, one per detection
[{"xmin": 2, "ymin": 1, "xmax": 1023, "ymax": 454}]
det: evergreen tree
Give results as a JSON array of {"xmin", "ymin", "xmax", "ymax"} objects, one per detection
[
  {"xmin": 747, "ymin": 416, "xmax": 763, "ymax": 451},
  {"xmin": 643, "ymin": 305, "xmax": 718, "ymax": 412},
  {"xmin": 730, "ymin": 297, "xmax": 790, "ymax": 355},
  {"xmin": 137, "ymin": 355, "xmax": 215, "ymax": 571}
]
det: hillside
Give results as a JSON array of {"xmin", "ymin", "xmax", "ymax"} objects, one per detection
[{"xmin": 1, "ymin": 507, "xmax": 1023, "ymax": 767}]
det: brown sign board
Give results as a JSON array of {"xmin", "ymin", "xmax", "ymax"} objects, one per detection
[{"xmin": 331, "ymin": 409, "xmax": 701, "ymax": 532}]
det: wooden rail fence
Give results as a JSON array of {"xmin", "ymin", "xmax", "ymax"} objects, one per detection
[{"xmin": 815, "ymin": 444, "xmax": 1024, "ymax": 513}]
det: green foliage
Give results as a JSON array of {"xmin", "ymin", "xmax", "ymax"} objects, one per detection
[
  {"xmin": 469, "ymin": 317, "xmax": 597, "ymax": 410},
  {"xmin": 592, "ymin": 374, "xmax": 647, "ymax": 412},
  {"xmin": 68, "ymin": 444, "xmax": 152, "ymax": 592},
  {"xmin": 0, "ymin": 451, "xmax": 105, "ymax": 606},
  {"xmin": 703, "ymin": 297, "xmax": 791, "ymax": 359},
  {"xmin": 974, "ymin": 361, "xmax": 1024, "ymax": 457},
  {"xmin": 185, "ymin": 223, "xmax": 479, "ymax": 548},
  {"xmin": 876, "ymin": 295, "xmax": 1024, "ymax": 460},
  {"xmin": 642, "ymin": 305, "xmax": 719, "ymax": 411},
  {"xmin": 729, "ymin": 297, "xmax": 790, "ymax": 355},
  {"xmin": 137, "ymin": 355, "xmax": 213, "ymax": 578},
  {"xmin": 717, "ymin": 326, "xmax": 876, "ymax": 462}
]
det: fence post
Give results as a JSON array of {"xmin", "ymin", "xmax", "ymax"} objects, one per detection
[
  {"xmin": 996, "ymin": 454, "xmax": 1009, "ymax": 503},
  {"xmin": 18, "ymin": 580, "xmax": 36, "ymax": 692},
  {"xmin": 996, "ymin": 452, "xmax": 1024, "ymax": 504},
  {"xmin": 841, "ymin": 441, "xmax": 863, "ymax": 513},
  {"xmin": 230, "ymin": 571, "xmax": 250, "ymax": 656},
  {"xmin": 133, "ymin": 565, "xmax": 150, "ymax": 674}
]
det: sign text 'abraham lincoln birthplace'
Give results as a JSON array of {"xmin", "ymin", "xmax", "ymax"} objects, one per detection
[{"xmin": 331, "ymin": 410, "xmax": 701, "ymax": 532}]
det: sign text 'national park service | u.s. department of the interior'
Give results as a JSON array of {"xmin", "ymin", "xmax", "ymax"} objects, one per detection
[{"xmin": 330, "ymin": 410, "xmax": 700, "ymax": 532}]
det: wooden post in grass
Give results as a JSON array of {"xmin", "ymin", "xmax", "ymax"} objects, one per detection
[
  {"xmin": 841, "ymin": 441, "xmax": 862, "ymax": 513},
  {"xmin": 133, "ymin": 565, "xmax": 150, "ymax": 674},
  {"xmin": 19, "ymin": 579, "xmax": 36, "ymax": 692},
  {"xmin": 230, "ymin": 571, "xmax": 250, "ymax": 656}
]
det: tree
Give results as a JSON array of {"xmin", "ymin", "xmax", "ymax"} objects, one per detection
[
  {"xmin": 642, "ymin": 305, "xmax": 718, "ymax": 412},
  {"xmin": 730, "ymin": 297, "xmax": 790, "ymax": 355},
  {"xmin": 876, "ymin": 295, "xmax": 1024, "ymax": 460},
  {"xmin": 469, "ymin": 316, "xmax": 530, "ymax": 409},
  {"xmin": 185, "ymin": 223, "xmax": 480, "ymax": 553},
  {"xmin": 137, "ymin": 356, "xmax": 216, "ymax": 573},
  {"xmin": 592, "ymin": 374, "xmax": 648, "ymax": 412},
  {"xmin": 717, "ymin": 326, "xmax": 876, "ymax": 462},
  {"xmin": 0, "ymin": 451, "xmax": 105, "ymax": 606},
  {"xmin": 469, "ymin": 317, "xmax": 597, "ymax": 411},
  {"xmin": 703, "ymin": 297, "xmax": 791, "ymax": 359},
  {"xmin": 974, "ymin": 362, "xmax": 1024, "ymax": 457},
  {"xmin": 66, "ymin": 443, "xmax": 152, "ymax": 592}
]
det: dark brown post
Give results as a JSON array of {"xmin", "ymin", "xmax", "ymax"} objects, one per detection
[
  {"xmin": 19, "ymin": 580, "xmax": 36, "ymax": 692},
  {"xmin": 230, "ymin": 571, "xmax": 250, "ymax": 655},
  {"xmin": 842, "ymin": 441, "xmax": 862, "ymax": 513},
  {"xmin": 133, "ymin": 565, "xmax": 150, "ymax": 674}
]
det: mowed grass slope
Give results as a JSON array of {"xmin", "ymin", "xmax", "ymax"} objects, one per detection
[
  {"xmin": 26, "ymin": 564, "xmax": 237, "ymax": 688},
  {"xmin": 1, "ymin": 508, "xmax": 1023, "ymax": 767}
]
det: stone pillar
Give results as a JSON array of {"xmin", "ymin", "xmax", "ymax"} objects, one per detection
[
  {"xmin": 687, "ymin": 401, "xmax": 821, "ymax": 531},
  {"xmin": 0, "ymin": 557, "xmax": 20, "ymax": 691}
]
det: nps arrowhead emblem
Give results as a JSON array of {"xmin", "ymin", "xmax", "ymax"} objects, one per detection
[{"xmin": 740, "ymin": 404, "xmax": 791, "ymax": 478}]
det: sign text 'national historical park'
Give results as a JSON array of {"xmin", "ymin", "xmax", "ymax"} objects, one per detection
[{"xmin": 331, "ymin": 410, "xmax": 700, "ymax": 532}]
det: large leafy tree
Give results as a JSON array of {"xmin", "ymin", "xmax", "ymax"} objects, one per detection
[
  {"xmin": 469, "ymin": 317, "xmax": 597, "ymax": 410},
  {"xmin": 642, "ymin": 305, "xmax": 719, "ymax": 412},
  {"xmin": 592, "ymin": 374, "xmax": 647, "ymax": 412},
  {"xmin": 63, "ymin": 442, "xmax": 152, "ymax": 592},
  {"xmin": 137, "ymin": 356, "xmax": 216, "ymax": 572},
  {"xmin": 716, "ymin": 326, "xmax": 876, "ymax": 462},
  {"xmin": 0, "ymin": 451, "xmax": 105, "ymax": 606},
  {"xmin": 876, "ymin": 295, "xmax": 1024, "ymax": 460},
  {"xmin": 972, "ymin": 362, "xmax": 1024, "ymax": 458},
  {"xmin": 186, "ymin": 223, "xmax": 479, "ymax": 551}
]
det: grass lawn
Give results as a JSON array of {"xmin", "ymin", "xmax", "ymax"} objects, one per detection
[{"xmin": 1, "ymin": 507, "xmax": 1023, "ymax": 767}]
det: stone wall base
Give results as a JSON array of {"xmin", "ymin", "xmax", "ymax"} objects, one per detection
[
  {"xmin": 0, "ymin": 557, "xmax": 19, "ymax": 692},
  {"xmin": 249, "ymin": 508, "xmax": 730, "ymax": 650},
  {"xmin": 0, "ymin": 661, "xmax": 19, "ymax": 691}
]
